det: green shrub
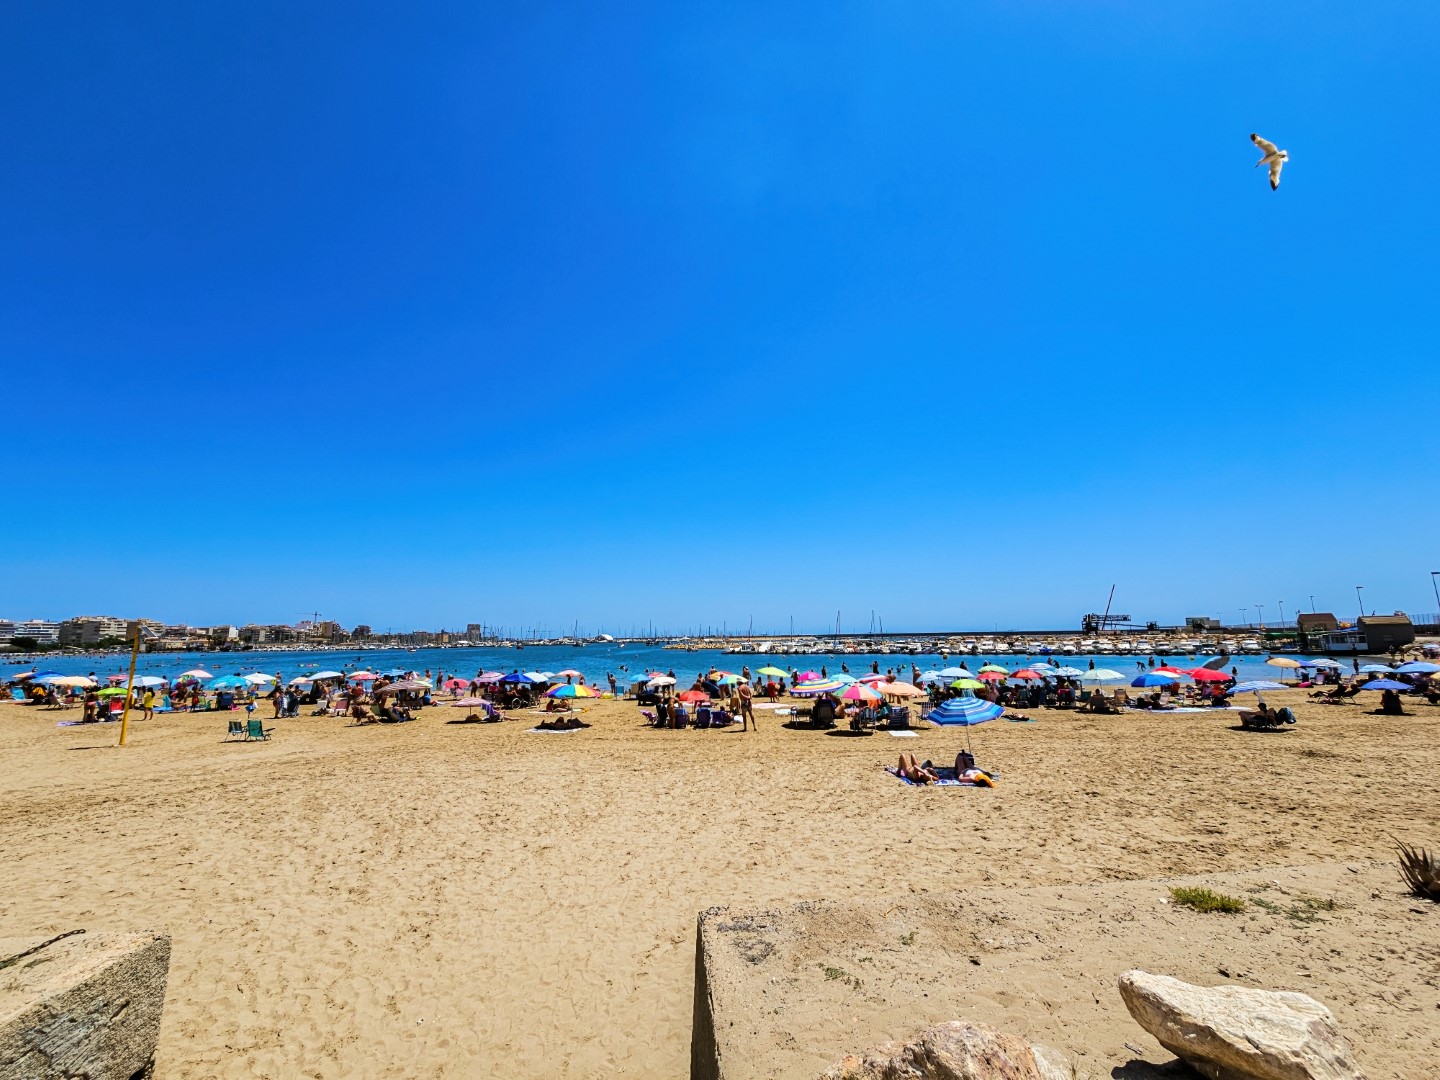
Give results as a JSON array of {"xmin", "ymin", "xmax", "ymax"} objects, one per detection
[{"xmin": 1170, "ymin": 886, "xmax": 1246, "ymax": 914}]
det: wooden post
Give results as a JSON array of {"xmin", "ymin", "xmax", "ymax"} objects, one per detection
[{"xmin": 117, "ymin": 628, "xmax": 140, "ymax": 746}]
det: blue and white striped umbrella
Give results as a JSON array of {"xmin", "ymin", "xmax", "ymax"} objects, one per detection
[{"xmin": 925, "ymin": 695, "xmax": 1003, "ymax": 726}]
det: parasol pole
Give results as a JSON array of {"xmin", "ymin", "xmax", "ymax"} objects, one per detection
[{"xmin": 117, "ymin": 627, "xmax": 140, "ymax": 747}]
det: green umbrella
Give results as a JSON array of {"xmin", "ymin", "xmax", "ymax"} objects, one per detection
[{"xmin": 756, "ymin": 666, "xmax": 789, "ymax": 677}]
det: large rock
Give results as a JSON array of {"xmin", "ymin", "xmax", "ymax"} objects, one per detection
[
  {"xmin": 819, "ymin": 1020, "xmax": 1070, "ymax": 1080},
  {"xmin": 0, "ymin": 930, "xmax": 171, "ymax": 1080},
  {"xmin": 1118, "ymin": 970, "xmax": 1365, "ymax": 1080}
]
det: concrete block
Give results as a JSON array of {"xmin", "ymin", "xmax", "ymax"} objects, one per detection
[{"xmin": 0, "ymin": 930, "xmax": 171, "ymax": 1080}]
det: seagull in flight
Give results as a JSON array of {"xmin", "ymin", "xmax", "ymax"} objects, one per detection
[{"xmin": 1250, "ymin": 133, "xmax": 1288, "ymax": 190}]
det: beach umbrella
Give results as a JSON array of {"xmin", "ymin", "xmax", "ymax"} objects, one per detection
[
  {"xmin": 1359, "ymin": 679, "xmax": 1411, "ymax": 691},
  {"xmin": 451, "ymin": 696, "xmax": 487, "ymax": 707},
  {"xmin": 475, "ymin": 671, "xmax": 505, "ymax": 684},
  {"xmin": 1030, "ymin": 663, "xmax": 1059, "ymax": 676},
  {"xmin": 1131, "ymin": 672, "xmax": 1179, "ymax": 688},
  {"xmin": 1079, "ymin": 669, "xmax": 1125, "ymax": 684},
  {"xmin": 289, "ymin": 676, "xmax": 315, "ymax": 686},
  {"xmin": 1228, "ymin": 681, "xmax": 1287, "ymax": 695},
  {"xmin": 857, "ymin": 673, "xmax": 888, "ymax": 685},
  {"xmin": 43, "ymin": 675, "xmax": 95, "ymax": 687},
  {"xmin": 1010, "ymin": 669, "xmax": 1042, "ymax": 681},
  {"xmin": 977, "ymin": 671, "xmax": 1006, "ymax": 682},
  {"xmin": 1265, "ymin": 657, "xmax": 1302, "ymax": 669},
  {"xmin": 926, "ymin": 695, "xmax": 1003, "ymax": 726},
  {"xmin": 524, "ymin": 671, "xmax": 551, "ymax": 682},
  {"xmin": 554, "ymin": 668, "xmax": 583, "ymax": 679},
  {"xmin": 880, "ymin": 681, "xmax": 924, "ymax": 698},
  {"xmin": 1395, "ymin": 661, "xmax": 1440, "ymax": 674},
  {"xmin": 378, "ymin": 679, "xmax": 431, "ymax": 692},
  {"xmin": 27, "ymin": 672, "xmax": 62, "ymax": 681},
  {"xmin": 756, "ymin": 666, "xmax": 789, "ymax": 678},
  {"xmin": 916, "ymin": 670, "xmax": 944, "ymax": 684},
  {"xmin": 208, "ymin": 676, "xmax": 248, "ymax": 689},
  {"xmin": 1153, "ymin": 666, "xmax": 1189, "ymax": 676},
  {"xmin": 442, "ymin": 678, "xmax": 470, "ymax": 689},
  {"xmin": 951, "ymin": 678, "xmax": 985, "ymax": 690},
  {"xmin": 381, "ymin": 668, "xmax": 409, "ymax": 677},
  {"xmin": 715, "ymin": 673, "xmax": 742, "ymax": 685},
  {"xmin": 937, "ymin": 666, "xmax": 968, "ymax": 678},
  {"xmin": 840, "ymin": 682, "xmax": 883, "ymax": 703},
  {"xmin": 9, "ymin": 671, "xmax": 37, "ymax": 681},
  {"xmin": 1358, "ymin": 664, "xmax": 1395, "ymax": 674},
  {"xmin": 797, "ymin": 670, "xmax": 821, "ymax": 682},
  {"xmin": 678, "ymin": 689, "xmax": 709, "ymax": 703},
  {"xmin": 131, "ymin": 676, "xmax": 167, "ymax": 688},
  {"xmin": 96, "ymin": 687, "xmax": 129, "ymax": 698},
  {"xmin": 646, "ymin": 675, "xmax": 676, "ymax": 687},
  {"xmin": 978, "ymin": 664, "xmax": 1009, "ymax": 674},
  {"xmin": 179, "ymin": 668, "xmax": 213, "ymax": 679},
  {"xmin": 792, "ymin": 677, "xmax": 848, "ymax": 695},
  {"xmin": 501, "ymin": 672, "xmax": 535, "ymax": 684},
  {"xmin": 1302, "ymin": 658, "xmax": 1342, "ymax": 669},
  {"xmin": 1053, "ymin": 666, "xmax": 1085, "ymax": 678},
  {"xmin": 1189, "ymin": 668, "xmax": 1231, "ymax": 683},
  {"xmin": 547, "ymin": 683, "xmax": 601, "ymax": 699},
  {"xmin": 242, "ymin": 673, "xmax": 277, "ymax": 686},
  {"xmin": 349, "ymin": 672, "xmax": 378, "ymax": 682},
  {"xmin": 310, "ymin": 670, "xmax": 344, "ymax": 680}
]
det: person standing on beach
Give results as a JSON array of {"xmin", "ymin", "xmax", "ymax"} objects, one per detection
[
  {"xmin": 738, "ymin": 680, "xmax": 756, "ymax": 731},
  {"xmin": 142, "ymin": 688, "xmax": 155, "ymax": 720},
  {"xmin": 607, "ymin": 672, "xmax": 617, "ymax": 697}
]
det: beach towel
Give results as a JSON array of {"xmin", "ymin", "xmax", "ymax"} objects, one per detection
[
  {"xmin": 886, "ymin": 729, "xmax": 919, "ymax": 738},
  {"xmin": 526, "ymin": 726, "xmax": 582, "ymax": 734},
  {"xmin": 57, "ymin": 717, "xmax": 120, "ymax": 727},
  {"xmin": 885, "ymin": 766, "xmax": 995, "ymax": 788},
  {"xmin": 1124, "ymin": 705, "xmax": 1249, "ymax": 714}
]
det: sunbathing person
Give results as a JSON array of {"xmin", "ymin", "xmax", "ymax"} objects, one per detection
[
  {"xmin": 350, "ymin": 702, "xmax": 377, "ymax": 724},
  {"xmin": 538, "ymin": 714, "xmax": 590, "ymax": 730},
  {"xmin": 896, "ymin": 753, "xmax": 939, "ymax": 784}
]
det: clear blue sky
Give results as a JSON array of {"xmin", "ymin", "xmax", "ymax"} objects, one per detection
[{"xmin": 4, "ymin": 2, "xmax": 1437, "ymax": 634}]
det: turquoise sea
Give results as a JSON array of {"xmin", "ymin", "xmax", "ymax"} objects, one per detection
[{"xmin": 4, "ymin": 643, "xmax": 1360, "ymax": 687}]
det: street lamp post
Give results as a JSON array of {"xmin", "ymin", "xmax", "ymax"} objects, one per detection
[
  {"xmin": 1309, "ymin": 594, "xmax": 1316, "ymax": 613},
  {"xmin": 1430, "ymin": 572, "xmax": 1440, "ymax": 614},
  {"xmin": 1355, "ymin": 586, "xmax": 1364, "ymax": 620},
  {"xmin": 1278, "ymin": 600, "xmax": 1286, "ymax": 627},
  {"xmin": 1239, "ymin": 608, "xmax": 1248, "ymax": 629},
  {"xmin": 1256, "ymin": 603, "xmax": 1265, "ymax": 630}
]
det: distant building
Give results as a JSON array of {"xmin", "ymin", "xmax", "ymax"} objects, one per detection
[
  {"xmin": 352, "ymin": 624, "xmax": 372, "ymax": 640},
  {"xmin": 14, "ymin": 620, "xmax": 61, "ymax": 645},
  {"xmin": 0, "ymin": 619, "xmax": 16, "ymax": 642},
  {"xmin": 466, "ymin": 623, "xmax": 485, "ymax": 641},
  {"xmin": 1184, "ymin": 616, "xmax": 1221, "ymax": 631},
  {"xmin": 59, "ymin": 615, "xmax": 130, "ymax": 646},
  {"xmin": 1358, "ymin": 614, "xmax": 1415, "ymax": 652},
  {"xmin": 1297, "ymin": 612, "xmax": 1339, "ymax": 635}
]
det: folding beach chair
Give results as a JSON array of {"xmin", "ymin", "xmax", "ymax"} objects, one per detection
[
  {"xmin": 225, "ymin": 720, "xmax": 246, "ymax": 741},
  {"xmin": 9, "ymin": 688, "xmax": 27, "ymax": 702},
  {"xmin": 244, "ymin": 719, "xmax": 271, "ymax": 741}
]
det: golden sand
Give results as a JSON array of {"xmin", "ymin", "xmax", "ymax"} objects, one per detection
[{"xmin": 1, "ymin": 691, "xmax": 1436, "ymax": 1077}]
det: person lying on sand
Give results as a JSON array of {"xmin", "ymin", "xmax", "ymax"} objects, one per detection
[
  {"xmin": 896, "ymin": 753, "xmax": 939, "ymax": 783},
  {"xmin": 537, "ymin": 715, "xmax": 590, "ymax": 730},
  {"xmin": 351, "ymin": 702, "xmax": 377, "ymax": 724}
]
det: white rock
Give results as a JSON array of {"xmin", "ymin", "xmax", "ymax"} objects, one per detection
[
  {"xmin": 1118, "ymin": 970, "xmax": 1366, "ymax": 1080},
  {"xmin": 819, "ymin": 1019, "xmax": 1070, "ymax": 1080}
]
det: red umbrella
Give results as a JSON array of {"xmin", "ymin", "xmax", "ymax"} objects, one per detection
[
  {"xmin": 977, "ymin": 670, "xmax": 1006, "ymax": 682},
  {"xmin": 1010, "ymin": 669, "xmax": 1042, "ymax": 680},
  {"xmin": 678, "ymin": 689, "xmax": 710, "ymax": 703},
  {"xmin": 443, "ymin": 678, "xmax": 470, "ymax": 689},
  {"xmin": 1154, "ymin": 666, "xmax": 1189, "ymax": 677},
  {"xmin": 1190, "ymin": 668, "xmax": 1231, "ymax": 682}
]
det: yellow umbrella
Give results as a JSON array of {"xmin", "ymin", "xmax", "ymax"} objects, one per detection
[
  {"xmin": 1266, "ymin": 657, "xmax": 1302, "ymax": 669},
  {"xmin": 951, "ymin": 678, "xmax": 985, "ymax": 690}
]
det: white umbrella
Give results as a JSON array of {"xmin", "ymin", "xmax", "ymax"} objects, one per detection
[
  {"xmin": 45, "ymin": 675, "xmax": 96, "ymax": 688},
  {"xmin": 243, "ymin": 673, "xmax": 277, "ymax": 685},
  {"xmin": 311, "ymin": 670, "xmax": 344, "ymax": 680},
  {"xmin": 1078, "ymin": 668, "xmax": 1125, "ymax": 683},
  {"xmin": 132, "ymin": 676, "xmax": 166, "ymax": 688},
  {"xmin": 646, "ymin": 676, "xmax": 676, "ymax": 687},
  {"xmin": 179, "ymin": 668, "xmax": 213, "ymax": 679}
]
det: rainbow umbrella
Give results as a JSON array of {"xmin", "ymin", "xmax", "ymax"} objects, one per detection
[
  {"xmin": 840, "ymin": 682, "xmax": 882, "ymax": 703},
  {"xmin": 547, "ymin": 683, "xmax": 600, "ymax": 698},
  {"xmin": 791, "ymin": 678, "xmax": 847, "ymax": 695}
]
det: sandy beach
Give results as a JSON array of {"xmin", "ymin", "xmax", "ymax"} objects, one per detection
[{"xmin": 2, "ymin": 691, "xmax": 1437, "ymax": 1077}]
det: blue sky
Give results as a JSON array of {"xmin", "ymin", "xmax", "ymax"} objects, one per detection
[{"xmin": 4, "ymin": 2, "xmax": 1437, "ymax": 634}]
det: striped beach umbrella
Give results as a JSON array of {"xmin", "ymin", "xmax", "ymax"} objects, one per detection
[
  {"xmin": 547, "ymin": 683, "xmax": 601, "ymax": 698},
  {"xmin": 925, "ymin": 695, "xmax": 1003, "ymax": 727}
]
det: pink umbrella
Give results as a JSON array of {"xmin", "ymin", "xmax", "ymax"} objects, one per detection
[
  {"xmin": 841, "ymin": 683, "xmax": 882, "ymax": 702},
  {"xmin": 442, "ymin": 678, "xmax": 470, "ymax": 689},
  {"xmin": 451, "ymin": 696, "xmax": 487, "ymax": 707},
  {"xmin": 476, "ymin": 672, "xmax": 505, "ymax": 684},
  {"xmin": 349, "ymin": 671, "xmax": 378, "ymax": 682},
  {"xmin": 857, "ymin": 673, "xmax": 888, "ymax": 685},
  {"xmin": 797, "ymin": 670, "xmax": 820, "ymax": 682},
  {"xmin": 555, "ymin": 669, "xmax": 583, "ymax": 678}
]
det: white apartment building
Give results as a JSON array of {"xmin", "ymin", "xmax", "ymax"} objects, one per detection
[{"xmin": 13, "ymin": 620, "xmax": 61, "ymax": 645}]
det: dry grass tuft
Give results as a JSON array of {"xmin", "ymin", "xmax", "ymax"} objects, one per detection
[{"xmin": 1396, "ymin": 839, "xmax": 1440, "ymax": 901}]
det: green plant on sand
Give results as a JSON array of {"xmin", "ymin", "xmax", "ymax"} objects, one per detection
[
  {"xmin": 1169, "ymin": 886, "xmax": 1246, "ymax": 914},
  {"xmin": 1396, "ymin": 839, "xmax": 1440, "ymax": 901}
]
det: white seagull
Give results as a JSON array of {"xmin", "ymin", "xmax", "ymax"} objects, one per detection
[{"xmin": 1250, "ymin": 133, "xmax": 1288, "ymax": 191}]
